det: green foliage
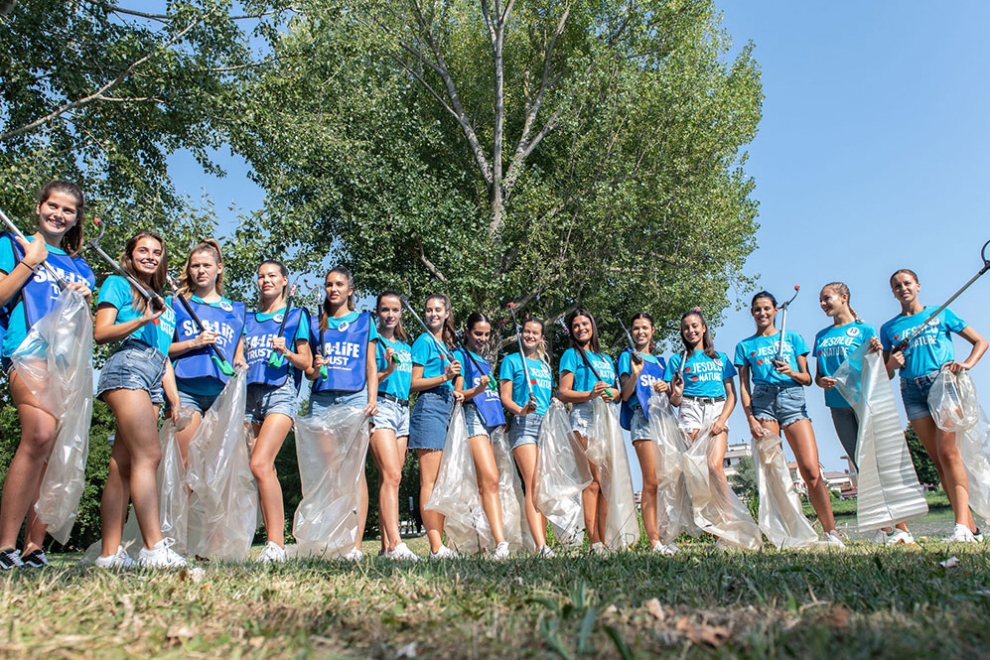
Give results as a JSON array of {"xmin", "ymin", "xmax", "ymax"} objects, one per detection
[
  {"xmin": 905, "ymin": 425, "xmax": 939, "ymax": 488},
  {"xmin": 729, "ymin": 454, "xmax": 759, "ymax": 521},
  {"xmin": 230, "ymin": 0, "xmax": 763, "ymax": 346}
]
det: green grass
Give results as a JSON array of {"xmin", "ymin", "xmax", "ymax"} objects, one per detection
[
  {"xmin": 2, "ymin": 536, "xmax": 988, "ymax": 658},
  {"xmin": 805, "ymin": 489, "xmax": 952, "ymax": 518}
]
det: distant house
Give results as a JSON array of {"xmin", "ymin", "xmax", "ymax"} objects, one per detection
[
  {"xmin": 788, "ymin": 462, "xmax": 857, "ymax": 496},
  {"xmin": 723, "ymin": 442, "xmax": 751, "ymax": 478}
]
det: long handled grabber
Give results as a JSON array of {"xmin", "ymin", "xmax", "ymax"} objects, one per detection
[
  {"xmin": 307, "ymin": 278, "xmax": 330, "ymax": 381},
  {"xmin": 167, "ymin": 274, "xmax": 236, "ymax": 377},
  {"xmin": 775, "ymin": 285, "xmax": 801, "ymax": 363},
  {"xmin": 0, "ymin": 206, "xmax": 69, "ymax": 289},
  {"xmin": 507, "ymin": 302, "xmax": 537, "ymax": 406},
  {"xmin": 894, "ymin": 238, "xmax": 990, "ymax": 353},
  {"xmin": 87, "ymin": 218, "xmax": 164, "ymax": 312},
  {"xmin": 267, "ymin": 284, "xmax": 297, "ymax": 368}
]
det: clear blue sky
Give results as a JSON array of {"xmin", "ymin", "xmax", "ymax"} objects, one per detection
[{"xmin": 169, "ymin": 2, "xmax": 990, "ymax": 479}]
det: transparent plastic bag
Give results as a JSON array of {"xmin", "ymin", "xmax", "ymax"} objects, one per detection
[
  {"xmin": 833, "ymin": 343, "xmax": 927, "ymax": 530},
  {"xmin": 752, "ymin": 430, "xmax": 819, "ymax": 549},
  {"xmin": 424, "ymin": 404, "xmax": 490, "ymax": 554},
  {"xmin": 291, "ymin": 404, "xmax": 370, "ymax": 559},
  {"xmin": 491, "ymin": 426, "xmax": 536, "ymax": 552},
  {"xmin": 11, "ymin": 288, "xmax": 94, "ymax": 543},
  {"xmin": 681, "ymin": 420, "xmax": 762, "ymax": 551},
  {"xmin": 589, "ymin": 398, "xmax": 640, "ymax": 550},
  {"xmin": 929, "ymin": 370, "xmax": 979, "ymax": 432},
  {"xmin": 185, "ymin": 369, "xmax": 258, "ymax": 560},
  {"xmin": 647, "ymin": 393, "xmax": 700, "ymax": 543},
  {"xmin": 534, "ymin": 400, "xmax": 592, "ymax": 547},
  {"xmin": 929, "ymin": 370, "xmax": 990, "ymax": 519}
]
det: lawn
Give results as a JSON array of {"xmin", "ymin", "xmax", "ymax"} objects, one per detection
[{"xmin": 1, "ymin": 534, "xmax": 988, "ymax": 659}]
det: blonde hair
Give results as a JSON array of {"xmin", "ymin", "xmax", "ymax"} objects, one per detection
[
  {"xmin": 822, "ymin": 281, "xmax": 859, "ymax": 321},
  {"xmin": 177, "ymin": 239, "xmax": 224, "ymax": 296}
]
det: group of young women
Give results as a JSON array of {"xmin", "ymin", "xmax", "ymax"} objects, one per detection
[{"xmin": 0, "ymin": 180, "xmax": 986, "ymax": 569}]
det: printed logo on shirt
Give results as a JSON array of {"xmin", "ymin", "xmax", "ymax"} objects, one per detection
[
  {"xmin": 338, "ymin": 320, "xmax": 350, "ymax": 332},
  {"xmin": 219, "ymin": 301, "xmax": 233, "ymax": 312},
  {"xmin": 181, "ymin": 319, "xmax": 237, "ymax": 345},
  {"xmin": 273, "ymin": 313, "xmax": 284, "ymax": 324},
  {"xmin": 846, "ymin": 327, "xmax": 860, "ymax": 337}
]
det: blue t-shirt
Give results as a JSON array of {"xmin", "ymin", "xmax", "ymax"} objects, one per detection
[
  {"xmin": 499, "ymin": 352, "xmax": 553, "ymax": 415},
  {"xmin": 411, "ymin": 332, "xmax": 454, "ymax": 391},
  {"xmin": 0, "ymin": 235, "xmax": 96, "ymax": 356},
  {"xmin": 377, "ymin": 336, "xmax": 413, "ymax": 399},
  {"xmin": 665, "ymin": 350, "xmax": 737, "ymax": 398},
  {"xmin": 559, "ymin": 347, "xmax": 616, "ymax": 392},
  {"xmin": 734, "ymin": 331, "xmax": 809, "ymax": 387},
  {"xmin": 97, "ymin": 275, "xmax": 176, "ymax": 356},
  {"xmin": 813, "ymin": 321, "xmax": 878, "ymax": 408},
  {"xmin": 880, "ymin": 306, "xmax": 967, "ymax": 380}
]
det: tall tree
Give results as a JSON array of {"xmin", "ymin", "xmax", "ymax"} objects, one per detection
[{"xmin": 231, "ymin": 0, "xmax": 762, "ymax": 342}]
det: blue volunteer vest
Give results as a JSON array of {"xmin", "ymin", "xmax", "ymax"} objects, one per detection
[
  {"xmin": 460, "ymin": 349, "xmax": 506, "ymax": 427},
  {"xmin": 172, "ymin": 296, "xmax": 246, "ymax": 383},
  {"xmin": 619, "ymin": 353, "xmax": 667, "ymax": 430},
  {"xmin": 2, "ymin": 232, "xmax": 94, "ymax": 329},
  {"xmin": 244, "ymin": 307, "xmax": 308, "ymax": 389},
  {"xmin": 311, "ymin": 311, "xmax": 372, "ymax": 393}
]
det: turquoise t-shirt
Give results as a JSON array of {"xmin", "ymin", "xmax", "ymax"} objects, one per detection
[
  {"xmin": 377, "ymin": 336, "xmax": 413, "ymax": 399},
  {"xmin": 813, "ymin": 321, "xmax": 878, "ymax": 408},
  {"xmin": 664, "ymin": 350, "xmax": 737, "ymax": 398},
  {"xmin": 411, "ymin": 332, "xmax": 454, "ymax": 391},
  {"xmin": 499, "ymin": 352, "xmax": 554, "ymax": 415},
  {"xmin": 880, "ymin": 306, "xmax": 967, "ymax": 380},
  {"xmin": 734, "ymin": 331, "xmax": 809, "ymax": 387},
  {"xmin": 616, "ymin": 351, "xmax": 662, "ymax": 378},
  {"xmin": 98, "ymin": 275, "xmax": 176, "ymax": 356},
  {"xmin": 559, "ymin": 347, "xmax": 616, "ymax": 392}
]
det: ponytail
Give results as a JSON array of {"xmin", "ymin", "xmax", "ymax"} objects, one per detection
[{"xmin": 822, "ymin": 281, "xmax": 860, "ymax": 321}]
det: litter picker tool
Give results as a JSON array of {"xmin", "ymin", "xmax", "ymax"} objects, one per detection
[
  {"xmin": 307, "ymin": 278, "xmax": 329, "ymax": 381},
  {"xmin": 894, "ymin": 238, "xmax": 990, "ymax": 353},
  {"xmin": 507, "ymin": 302, "xmax": 537, "ymax": 405},
  {"xmin": 267, "ymin": 284, "xmax": 297, "ymax": 368},
  {"xmin": 167, "ymin": 275, "xmax": 236, "ymax": 377},
  {"xmin": 557, "ymin": 316, "xmax": 613, "ymax": 398},
  {"xmin": 775, "ymin": 285, "xmax": 801, "ymax": 363},
  {"xmin": 86, "ymin": 218, "xmax": 164, "ymax": 312},
  {"xmin": 0, "ymin": 206, "xmax": 69, "ymax": 289}
]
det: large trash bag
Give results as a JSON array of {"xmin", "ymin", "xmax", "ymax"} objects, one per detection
[
  {"xmin": 491, "ymin": 426, "xmax": 536, "ymax": 552},
  {"xmin": 533, "ymin": 401, "xmax": 592, "ymax": 547},
  {"xmin": 424, "ymin": 404, "xmax": 490, "ymax": 554},
  {"xmin": 647, "ymin": 394, "xmax": 700, "ymax": 543},
  {"xmin": 833, "ymin": 343, "xmax": 928, "ymax": 530},
  {"xmin": 752, "ymin": 430, "xmax": 819, "ymax": 549},
  {"xmin": 588, "ymin": 398, "xmax": 640, "ymax": 550},
  {"xmin": 681, "ymin": 422, "xmax": 762, "ymax": 551},
  {"xmin": 291, "ymin": 404, "xmax": 370, "ymax": 559},
  {"xmin": 11, "ymin": 288, "xmax": 93, "ymax": 544},
  {"xmin": 929, "ymin": 370, "xmax": 990, "ymax": 520},
  {"xmin": 185, "ymin": 368, "xmax": 258, "ymax": 560}
]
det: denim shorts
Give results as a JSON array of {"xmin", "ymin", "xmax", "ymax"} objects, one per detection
[
  {"xmin": 309, "ymin": 388, "xmax": 367, "ymax": 417},
  {"xmin": 678, "ymin": 398, "xmax": 728, "ymax": 433},
  {"xmin": 626, "ymin": 407, "xmax": 652, "ymax": 442},
  {"xmin": 750, "ymin": 383, "xmax": 809, "ymax": 428},
  {"xmin": 830, "ymin": 406, "xmax": 859, "ymax": 468},
  {"xmin": 408, "ymin": 388, "xmax": 455, "ymax": 450},
  {"xmin": 97, "ymin": 339, "xmax": 167, "ymax": 405},
  {"xmin": 900, "ymin": 370, "xmax": 939, "ymax": 422},
  {"xmin": 177, "ymin": 389, "xmax": 220, "ymax": 415},
  {"xmin": 464, "ymin": 402, "xmax": 497, "ymax": 439},
  {"xmin": 569, "ymin": 401, "xmax": 594, "ymax": 436},
  {"xmin": 371, "ymin": 396, "xmax": 410, "ymax": 437},
  {"xmin": 508, "ymin": 413, "xmax": 543, "ymax": 449},
  {"xmin": 245, "ymin": 379, "xmax": 298, "ymax": 424}
]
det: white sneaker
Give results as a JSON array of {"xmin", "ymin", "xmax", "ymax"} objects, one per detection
[
  {"xmin": 537, "ymin": 545, "xmax": 556, "ymax": 559},
  {"xmin": 257, "ymin": 541, "xmax": 287, "ymax": 564},
  {"xmin": 943, "ymin": 524, "xmax": 976, "ymax": 543},
  {"xmin": 872, "ymin": 529, "xmax": 890, "ymax": 545},
  {"xmin": 820, "ymin": 531, "xmax": 846, "ymax": 548},
  {"xmin": 343, "ymin": 548, "xmax": 364, "ymax": 562},
  {"xmin": 651, "ymin": 541, "xmax": 677, "ymax": 556},
  {"xmin": 591, "ymin": 541, "xmax": 610, "ymax": 555},
  {"xmin": 887, "ymin": 530, "xmax": 916, "ymax": 546},
  {"xmin": 492, "ymin": 541, "xmax": 510, "ymax": 560},
  {"xmin": 389, "ymin": 543, "xmax": 419, "ymax": 562},
  {"xmin": 429, "ymin": 545, "xmax": 459, "ymax": 560},
  {"xmin": 95, "ymin": 545, "xmax": 136, "ymax": 569},
  {"xmin": 138, "ymin": 538, "xmax": 187, "ymax": 568}
]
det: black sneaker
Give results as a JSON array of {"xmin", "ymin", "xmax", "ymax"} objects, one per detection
[
  {"xmin": 20, "ymin": 549, "xmax": 50, "ymax": 568},
  {"xmin": 0, "ymin": 548, "xmax": 24, "ymax": 571}
]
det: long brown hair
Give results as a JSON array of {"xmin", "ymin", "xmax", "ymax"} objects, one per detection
[
  {"xmin": 567, "ymin": 308, "xmax": 601, "ymax": 354},
  {"xmin": 376, "ymin": 290, "xmax": 407, "ymax": 342},
  {"xmin": 257, "ymin": 259, "xmax": 289, "ymax": 308},
  {"xmin": 319, "ymin": 266, "xmax": 357, "ymax": 334},
  {"xmin": 629, "ymin": 312, "xmax": 657, "ymax": 354},
  {"xmin": 680, "ymin": 308, "xmax": 717, "ymax": 358},
  {"xmin": 120, "ymin": 232, "xmax": 167, "ymax": 312},
  {"xmin": 177, "ymin": 239, "xmax": 224, "ymax": 297},
  {"xmin": 426, "ymin": 293, "xmax": 457, "ymax": 349},
  {"xmin": 36, "ymin": 180, "xmax": 85, "ymax": 254}
]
